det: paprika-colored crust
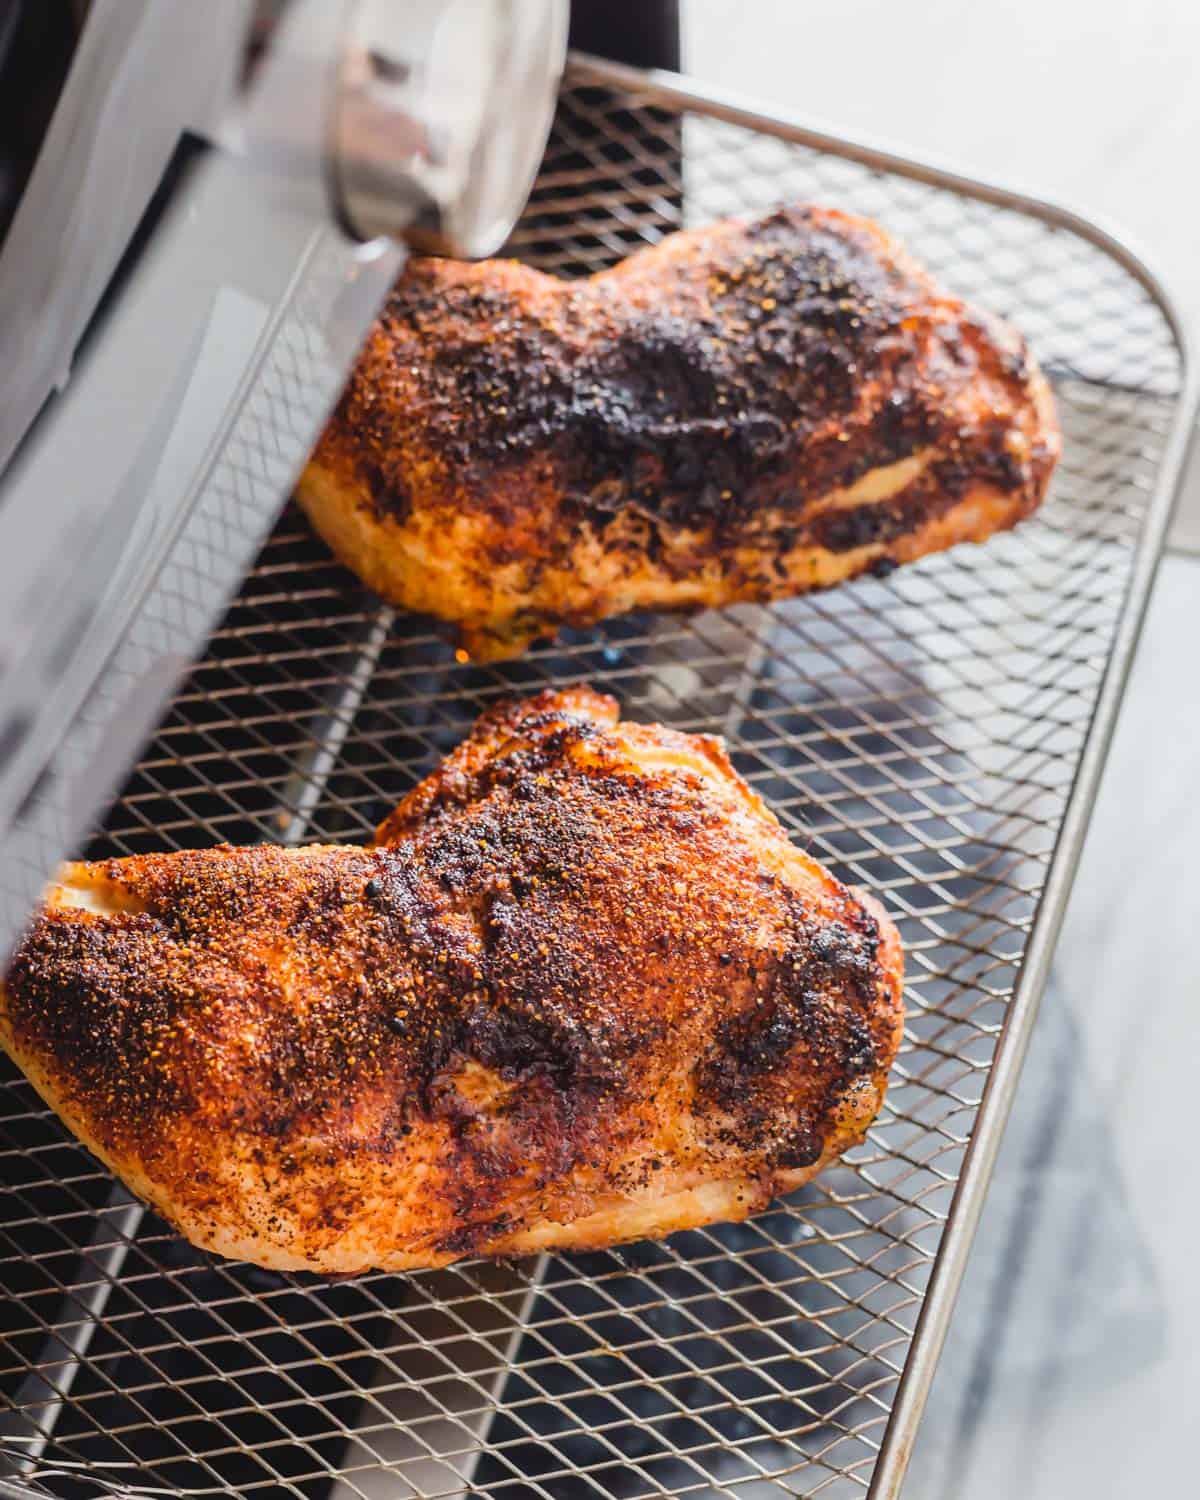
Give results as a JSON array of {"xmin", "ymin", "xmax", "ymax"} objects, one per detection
[
  {"xmin": 1, "ymin": 689, "xmax": 904, "ymax": 1272},
  {"xmin": 298, "ymin": 204, "xmax": 1058, "ymax": 657}
]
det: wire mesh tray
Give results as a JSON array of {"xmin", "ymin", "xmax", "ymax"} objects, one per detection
[{"xmin": 0, "ymin": 56, "xmax": 1193, "ymax": 1500}]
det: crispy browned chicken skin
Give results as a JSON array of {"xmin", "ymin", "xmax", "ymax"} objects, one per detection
[
  {"xmin": 298, "ymin": 203, "xmax": 1059, "ymax": 658},
  {"xmin": 1, "ymin": 690, "xmax": 904, "ymax": 1273}
]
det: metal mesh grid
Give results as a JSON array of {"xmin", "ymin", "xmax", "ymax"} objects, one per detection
[{"xmin": 0, "ymin": 63, "xmax": 1188, "ymax": 1500}]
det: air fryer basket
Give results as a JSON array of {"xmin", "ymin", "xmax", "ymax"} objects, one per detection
[{"xmin": 0, "ymin": 56, "xmax": 1192, "ymax": 1500}]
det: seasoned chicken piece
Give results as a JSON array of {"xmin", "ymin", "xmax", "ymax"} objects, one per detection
[
  {"xmin": 0, "ymin": 689, "xmax": 904, "ymax": 1274},
  {"xmin": 298, "ymin": 203, "xmax": 1059, "ymax": 658}
]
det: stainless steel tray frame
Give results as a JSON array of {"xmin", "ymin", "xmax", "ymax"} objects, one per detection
[{"xmin": 0, "ymin": 55, "xmax": 1194, "ymax": 1500}]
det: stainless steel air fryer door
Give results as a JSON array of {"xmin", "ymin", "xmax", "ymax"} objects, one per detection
[{"xmin": 0, "ymin": 0, "xmax": 567, "ymax": 964}]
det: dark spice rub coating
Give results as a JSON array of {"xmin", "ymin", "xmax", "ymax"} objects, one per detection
[
  {"xmin": 298, "ymin": 203, "xmax": 1059, "ymax": 658},
  {"xmin": 1, "ymin": 688, "xmax": 904, "ymax": 1273}
]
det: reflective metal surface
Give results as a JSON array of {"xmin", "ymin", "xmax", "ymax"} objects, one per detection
[
  {"xmin": 0, "ymin": 55, "xmax": 1193, "ymax": 1500},
  {"xmin": 333, "ymin": 0, "xmax": 568, "ymax": 253},
  {"xmin": 903, "ymin": 552, "xmax": 1200, "ymax": 1499},
  {"xmin": 0, "ymin": 0, "xmax": 405, "ymax": 967},
  {"xmin": 0, "ymin": 0, "xmax": 252, "ymax": 483}
]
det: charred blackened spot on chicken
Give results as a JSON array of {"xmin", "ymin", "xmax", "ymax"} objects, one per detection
[
  {"xmin": 462, "ymin": 999, "xmax": 584, "ymax": 1089},
  {"xmin": 744, "ymin": 203, "xmax": 820, "ymax": 243},
  {"xmin": 4, "ymin": 922, "xmax": 198, "ymax": 1136},
  {"xmin": 433, "ymin": 1214, "xmax": 514, "ymax": 1257},
  {"xmin": 931, "ymin": 420, "xmax": 1027, "ymax": 501},
  {"xmin": 698, "ymin": 1006, "xmax": 804, "ymax": 1129},
  {"xmin": 422, "ymin": 821, "xmax": 500, "ymax": 895},
  {"xmin": 872, "ymin": 389, "xmax": 937, "ymax": 454},
  {"xmin": 506, "ymin": 868, "xmax": 544, "ymax": 900},
  {"xmin": 774, "ymin": 1124, "xmax": 823, "ymax": 1170},
  {"xmin": 718, "ymin": 998, "xmax": 807, "ymax": 1081},
  {"xmin": 357, "ymin": 453, "xmax": 417, "ymax": 526},
  {"xmin": 807, "ymin": 475, "xmax": 961, "ymax": 556},
  {"xmin": 838, "ymin": 1011, "xmax": 878, "ymax": 1075},
  {"xmin": 844, "ymin": 898, "xmax": 882, "ymax": 957},
  {"xmin": 697, "ymin": 896, "xmax": 884, "ymax": 1120},
  {"xmin": 567, "ymin": 476, "xmax": 630, "ymax": 525},
  {"xmin": 812, "ymin": 504, "xmax": 890, "ymax": 554},
  {"xmin": 792, "ymin": 912, "xmax": 881, "ymax": 1010},
  {"xmin": 980, "ymin": 433, "xmax": 1029, "ymax": 491},
  {"xmin": 536, "ymin": 719, "xmax": 601, "ymax": 764}
]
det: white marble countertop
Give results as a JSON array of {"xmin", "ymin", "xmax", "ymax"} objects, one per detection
[
  {"xmin": 681, "ymin": 4, "xmax": 1200, "ymax": 1490},
  {"xmin": 903, "ymin": 551, "xmax": 1200, "ymax": 1497}
]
